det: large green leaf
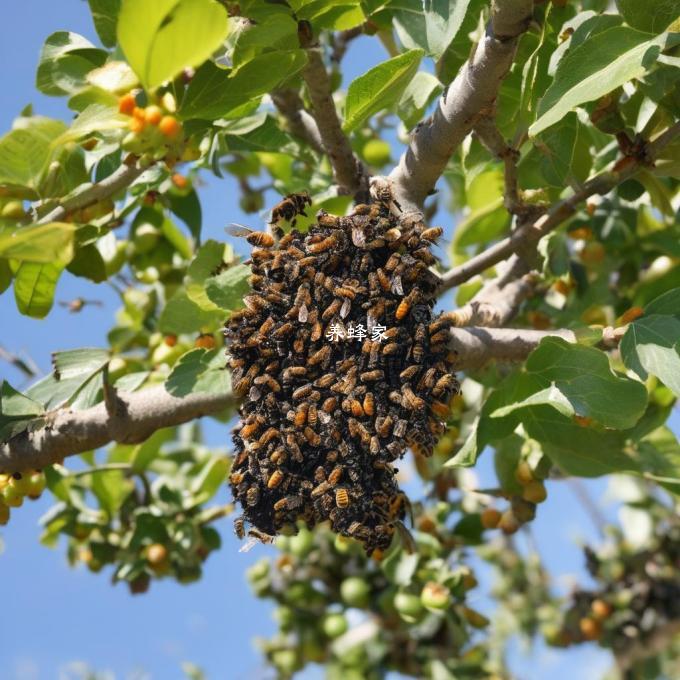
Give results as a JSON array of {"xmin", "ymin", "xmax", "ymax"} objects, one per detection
[
  {"xmin": 36, "ymin": 32, "xmax": 107, "ymax": 97},
  {"xmin": 530, "ymin": 28, "xmax": 670, "ymax": 136},
  {"xmin": 0, "ymin": 223, "xmax": 74, "ymax": 264},
  {"xmin": 117, "ymin": 0, "xmax": 229, "ymax": 91},
  {"xmin": 0, "ymin": 117, "xmax": 67, "ymax": 190},
  {"xmin": 13, "ymin": 262, "xmax": 63, "ymax": 319},
  {"xmin": 621, "ymin": 315, "xmax": 680, "ymax": 398},
  {"xmin": 525, "ymin": 337, "xmax": 648, "ymax": 430},
  {"xmin": 343, "ymin": 50, "xmax": 423, "ymax": 132},
  {"xmin": 392, "ymin": 0, "xmax": 472, "ymax": 60},
  {"xmin": 645, "ymin": 287, "xmax": 680, "ymax": 317},
  {"xmin": 205, "ymin": 264, "xmax": 251, "ymax": 312},
  {"xmin": 91, "ymin": 469, "xmax": 134, "ymax": 516},
  {"xmin": 88, "ymin": 0, "xmax": 122, "ymax": 47},
  {"xmin": 616, "ymin": 0, "xmax": 680, "ymax": 34},
  {"xmin": 186, "ymin": 240, "xmax": 232, "ymax": 311},
  {"xmin": 159, "ymin": 289, "xmax": 224, "ymax": 334},
  {"xmin": 54, "ymin": 104, "xmax": 128, "ymax": 146},
  {"xmin": 180, "ymin": 51, "xmax": 307, "ymax": 120},
  {"xmin": 165, "ymin": 348, "xmax": 231, "ymax": 397}
]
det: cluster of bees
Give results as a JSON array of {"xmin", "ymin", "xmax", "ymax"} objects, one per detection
[{"xmin": 225, "ymin": 193, "xmax": 459, "ymax": 552}]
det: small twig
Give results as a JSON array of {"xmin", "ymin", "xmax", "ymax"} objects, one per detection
[
  {"xmin": 271, "ymin": 89, "xmax": 324, "ymax": 153},
  {"xmin": 197, "ymin": 503, "xmax": 234, "ymax": 525},
  {"xmin": 299, "ymin": 31, "xmax": 368, "ymax": 198},
  {"xmin": 438, "ymin": 120, "xmax": 680, "ymax": 292},
  {"xmin": 68, "ymin": 463, "xmax": 133, "ymax": 478},
  {"xmin": 38, "ymin": 161, "xmax": 145, "ymax": 225},
  {"xmin": 330, "ymin": 25, "xmax": 364, "ymax": 64}
]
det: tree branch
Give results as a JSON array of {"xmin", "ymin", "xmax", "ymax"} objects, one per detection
[
  {"xmin": 300, "ymin": 37, "xmax": 368, "ymax": 197},
  {"xmin": 438, "ymin": 120, "xmax": 680, "ymax": 292},
  {"xmin": 38, "ymin": 161, "xmax": 145, "ymax": 225},
  {"xmin": 0, "ymin": 385, "xmax": 235, "ymax": 473},
  {"xmin": 387, "ymin": 0, "xmax": 534, "ymax": 211},
  {"xmin": 271, "ymin": 89, "xmax": 325, "ymax": 153}
]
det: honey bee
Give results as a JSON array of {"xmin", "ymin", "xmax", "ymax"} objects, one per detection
[
  {"xmin": 273, "ymin": 322, "xmax": 294, "ymax": 338},
  {"xmin": 292, "ymin": 383, "xmax": 313, "ymax": 400},
  {"xmin": 393, "ymin": 419, "xmax": 408, "ymax": 438},
  {"xmin": 282, "ymin": 366, "xmax": 307, "ymax": 383},
  {"xmin": 308, "ymin": 234, "xmax": 338, "ymax": 254},
  {"xmin": 270, "ymin": 448, "xmax": 287, "ymax": 465},
  {"xmin": 308, "ymin": 404, "xmax": 318, "ymax": 427},
  {"xmin": 322, "ymin": 298, "xmax": 343, "ymax": 321},
  {"xmin": 234, "ymin": 516, "xmax": 246, "ymax": 539},
  {"xmin": 253, "ymin": 374, "xmax": 281, "ymax": 393},
  {"xmin": 402, "ymin": 385, "xmax": 425, "ymax": 411},
  {"xmin": 430, "ymin": 400, "xmax": 450, "ymax": 418},
  {"xmin": 361, "ymin": 369, "xmax": 384, "ymax": 382},
  {"xmin": 420, "ymin": 226, "xmax": 443, "ymax": 242},
  {"xmin": 227, "ymin": 223, "xmax": 276, "ymax": 247},
  {"xmin": 370, "ymin": 436, "xmax": 381, "ymax": 455},
  {"xmin": 274, "ymin": 496, "xmax": 303, "ymax": 512},
  {"xmin": 322, "ymin": 396, "xmax": 338, "ymax": 413},
  {"xmin": 240, "ymin": 417, "xmax": 264, "ymax": 439},
  {"xmin": 293, "ymin": 402, "xmax": 309, "ymax": 427},
  {"xmin": 375, "ymin": 415, "xmax": 393, "ymax": 438},
  {"xmin": 400, "ymin": 365, "xmax": 419, "ymax": 381},
  {"xmin": 429, "ymin": 329, "xmax": 450, "ymax": 345},
  {"xmin": 396, "ymin": 289, "xmax": 420, "ymax": 321},
  {"xmin": 335, "ymin": 488, "xmax": 349, "ymax": 508},
  {"xmin": 314, "ymin": 373, "xmax": 336, "ymax": 389},
  {"xmin": 246, "ymin": 486, "xmax": 260, "ymax": 506},
  {"xmin": 311, "ymin": 480, "xmax": 331, "ymax": 498},
  {"xmin": 267, "ymin": 470, "xmax": 284, "ymax": 489},
  {"xmin": 308, "ymin": 345, "xmax": 331, "ymax": 366},
  {"xmin": 433, "ymin": 373, "xmax": 458, "ymax": 397},
  {"xmin": 270, "ymin": 191, "xmax": 312, "ymax": 228},
  {"xmin": 363, "ymin": 392, "xmax": 375, "ymax": 416},
  {"xmin": 304, "ymin": 426, "xmax": 321, "ymax": 446}
]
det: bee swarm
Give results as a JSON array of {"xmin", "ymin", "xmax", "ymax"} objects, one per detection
[{"xmin": 225, "ymin": 199, "xmax": 459, "ymax": 552}]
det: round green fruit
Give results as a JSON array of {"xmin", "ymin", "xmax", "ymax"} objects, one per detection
[
  {"xmin": 2, "ymin": 484, "xmax": 24, "ymax": 507},
  {"xmin": 289, "ymin": 528, "xmax": 314, "ymax": 558},
  {"xmin": 273, "ymin": 606, "xmax": 295, "ymax": 631},
  {"xmin": 133, "ymin": 224, "xmax": 162, "ymax": 254},
  {"xmin": 362, "ymin": 139, "xmax": 391, "ymax": 166},
  {"xmin": 271, "ymin": 649, "xmax": 299, "ymax": 676},
  {"xmin": 421, "ymin": 582, "xmax": 451, "ymax": 611},
  {"xmin": 1, "ymin": 200, "xmax": 27, "ymax": 219},
  {"xmin": 25, "ymin": 471, "xmax": 46, "ymax": 499},
  {"xmin": 394, "ymin": 591, "xmax": 425, "ymax": 621},
  {"xmin": 340, "ymin": 576, "xmax": 371, "ymax": 608},
  {"xmin": 323, "ymin": 612, "xmax": 349, "ymax": 638}
]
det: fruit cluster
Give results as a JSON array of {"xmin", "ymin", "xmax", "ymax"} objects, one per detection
[
  {"xmin": 557, "ymin": 522, "xmax": 680, "ymax": 654},
  {"xmin": 0, "ymin": 470, "xmax": 46, "ymax": 525},
  {"xmin": 248, "ymin": 522, "xmax": 497, "ymax": 679},
  {"xmin": 481, "ymin": 460, "xmax": 548, "ymax": 535},
  {"xmin": 118, "ymin": 92, "xmax": 196, "ymax": 167},
  {"xmin": 225, "ymin": 197, "xmax": 459, "ymax": 552}
]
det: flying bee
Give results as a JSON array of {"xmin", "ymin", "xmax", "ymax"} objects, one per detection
[
  {"xmin": 270, "ymin": 191, "xmax": 312, "ymax": 228},
  {"xmin": 335, "ymin": 488, "xmax": 349, "ymax": 508},
  {"xmin": 396, "ymin": 289, "xmax": 420, "ymax": 321},
  {"xmin": 234, "ymin": 516, "xmax": 246, "ymax": 539},
  {"xmin": 226, "ymin": 223, "xmax": 275, "ymax": 248}
]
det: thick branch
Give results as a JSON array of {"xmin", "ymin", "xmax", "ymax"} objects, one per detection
[
  {"xmin": 388, "ymin": 0, "xmax": 534, "ymax": 211},
  {"xmin": 0, "ymin": 385, "xmax": 235, "ymax": 473},
  {"xmin": 439, "ymin": 121, "xmax": 680, "ymax": 292},
  {"xmin": 300, "ymin": 44, "xmax": 367, "ymax": 197},
  {"xmin": 38, "ymin": 161, "xmax": 145, "ymax": 225},
  {"xmin": 271, "ymin": 89, "xmax": 325, "ymax": 153}
]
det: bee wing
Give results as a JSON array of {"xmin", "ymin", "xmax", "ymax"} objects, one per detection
[{"xmin": 226, "ymin": 223, "xmax": 254, "ymax": 238}]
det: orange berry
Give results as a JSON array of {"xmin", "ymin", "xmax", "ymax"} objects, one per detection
[
  {"xmin": 499, "ymin": 509, "xmax": 521, "ymax": 535},
  {"xmin": 568, "ymin": 226, "xmax": 593, "ymax": 241},
  {"xmin": 129, "ymin": 118, "xmax": 145, "ymax": 133},
  {"xmin": 553, "ymin": 279, "xmax": 571, "ymax": 296},
  {"xmin": 171, "ymin": 173, "xmax": 189, "ymax": 190},
  {"xmin": 164, "ymin": 334, "xmax": 178, "ymax": 347},
  {"xmin": 132, "ymin": 106, "xmax": 146, "ymax": 121},
  {"xmin": 144, "ymin": 105, "xmax": 163, "ymax": 125},
  {"xmin": 118, "ymin": 93, "xmax": 136, "ymax": 115},
  {"xmin": 481, "ymin": 508, "xmax": 502, "ymax": 529},
  {"xmin": 573, "ymin": 415, "xmax": 592, "ymax": 428},
  {"xmin": 591, "ymin": 599, "xmax": 612, "ymax": 620},
  {"xmin": 146, "ymin": 543, "xmax": 168, "ymax": 567},
  {"xmin": 579, "ymin": 617, "xmax": 602, "ymax": 641},
  {"xmin": 195, "ymin": 334, "xmax": 217, "ymax": 350},
  {"xmin": 159, "ymin": 115, "xmax": 181, "ymax": 138},
  {"xmin": 619, "ymin": 306, "xmax": 644, "ymax": 325}
]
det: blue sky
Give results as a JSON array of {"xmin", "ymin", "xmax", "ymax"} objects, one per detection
[{"xmin": 0, "ymin": 3, "xmax": 672, "ymax": 679}]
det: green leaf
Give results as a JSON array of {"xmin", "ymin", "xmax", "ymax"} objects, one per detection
[
  {"xmin": 191, "ymin": 455, "xmax": 230, "ymax": 502},
  {"xmin": 0, "ymin": 259, "xmax": 11, "ymax": 294},
  {"xmin": 0, "ymin": 381, "xmax": 44, "ymax": 418},
  {"xmin": 616, "ymin": 0, "xmax": 680, "ymax": 34},
  {"xmin": 534, "ymin": 112, "xmax": 592, "ymax": 187},
  {"xmin": 0, "ymin": 222, "xmax": 74, "ymax": 264},
  {"xmin": 159, "ymin": 289, "xmax": 224, "ymax": 334},
  {"xmin": 88, "ymin": 0, "xmax": 122, "ymax": 47},
  {"xmin": 165, "ymin": 348, "xmax": 231, "ymax": 397},
  {"xmin": 86, "ymin": 61, "xmax": 139, "ymax": 94},
  {"xmin": 25, "ymin": 348, "xmax": 109, "ymax": 409},
  {"xmin": 397, "ymin": 71, "xmax": 443, "ymax": 130},
  {"xmin": 91, "ymin": 469, "xmax": 134, "ymax": 516},
  {"xmin": 13, "ymin": 262, "xmax": 63, "ymax": 318},
  {"xmin": 636, "ymin": 426, "xmax": 680, "ymax": 495},
  {"xmin": 117, "ymin": 0, "xmax": 229, "ymax": 91},
  {"xmin": 0, "ymin": 117, "xmax": 67, "ymax": 190},
  {"xmin": 621, "ymin": 315, "xmax": 680, "ymax": 398},
  {"xmin": 54, "ymin": 104, "xmax": 128, "ymax": 146},
  {"xmin": 294, "ymin": 0, "xmax": 365, "ymax": 30},
  {"xmin": 530, "ymin": 28, "xmax": 669, "ymax": 136},
  {"xmin": 67, "ymin": 244, "xmax": 108, "ymax": 282},
  {"xmin": 381, "ymin": 548, "xmax": 419, "ymax": 586},
  {"xmin": 645, "ymin": 287, "xmax": 680, "ymax": 316},
  {"xmin": 343, "ymin": 50, "xmax": 423, "ymax": 133},
  {"xmin": 180, "ymin": 51, "xmax": 307, "ymax": 121},
  {"xmin": 186, "ymin": 240, "xmax": 231, "ymax": 311},
  {"xmin": 393, "ymin": 0, "xmax": 472, "ymax": 60},
  {"xmin": 205, "ymin": 264, "xmax": 250, "ymax": 311},
  {"xmin": 526, "ymin": 337, "xmax": 648, "ymax": 429},
  {"xmin": 223, "ymin": 117, "xmax": 298, "ymax": 154},
  {"xmin": 490, "ymin": 384, "xmax": 575, "ymax": 419},
  {"xmin": 36, "ymin": 32, "xmax": 107, "ymax": 97},
  {"xmin": 168, "ymin": 188, "xmax": 202, "ymax": 240}
]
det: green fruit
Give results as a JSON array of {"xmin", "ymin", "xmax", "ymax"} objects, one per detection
[
  {"xmin": 362, "ymin": 139, "xmax": 391, "ymax": 166},
  {"xmin": 2, "ymin": 484, "xmax": 24, "ymax": 507},
  {"xmin": 25, "ymin": 471, "xmax": 46, "ymax": 499},
  {"xmin": 334, "ymin": 534, "xmax": 354, "ymax": 554},
  {"xmin": 1, "ymin": 200, "xmax": 27, "ymax": 219},
  {"xmin": 420, "ymin": 582, "xmax": 451, "ymax": 611},
  {"xmin": 8, "ymin": 473, "xmax": 31, "ymax": 495},
  {"xmin": 0, "ymin": 503, "xmax": 9, "ymax": 526},
  {"xmin": 121, "ymin": 132, "xmax": 145, "ymax": 154},
  {"xmin": 133, "ymin": 224, "xmax": 162, "ymax": 254},
  {"xmin": 289, "ymin": 528, "xmax": 314, "ymax": 558},
  {"xmin": 323, "ymin": 612, "xmax": 349, "ymax": 638},
  {"xmin": 271, "ymin": 649, "xmax": 299, "ymax": 675},
  {"xmin": 151, "ymin": 342, "xmax": 186, "ymax": 367},
  {"xmin": 394, "ymin": 591, "xmax": 425, "ymax": 622},
  {"xmin": 273, "ymin": 606, "xmax": 295, "ymax": 631},
  {"xmin": 340, "ymin": 576, "xmax": 371, "ymax": 608},
  {"xmin": 247, "ymin": 559, "xmax": 270, "ymax": 584}
]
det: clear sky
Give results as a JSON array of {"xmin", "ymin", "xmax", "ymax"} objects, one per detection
[{"xmin": 0, "ymin": 3, "xmax": 673, "ymax": 679}]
